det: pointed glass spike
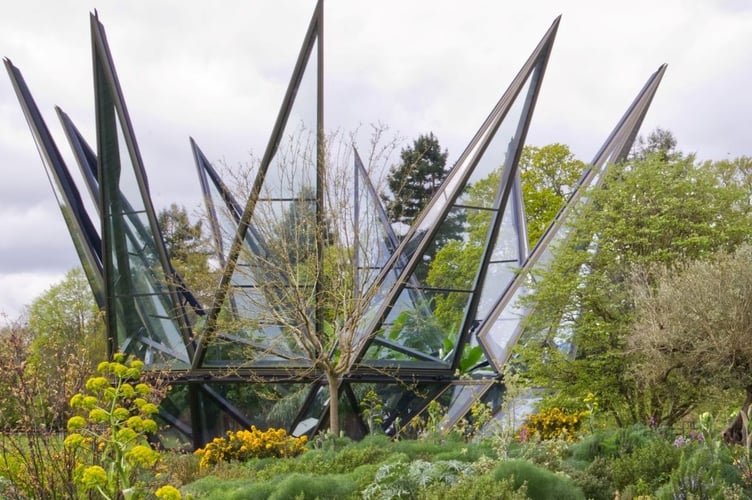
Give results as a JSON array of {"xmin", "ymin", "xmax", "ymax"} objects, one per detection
[
  {"xmin": 476, "ymin": 64, "xmax": 668, "ymax": 371},
  {"xmin": 353, "ymin": 147, "xmax": 400, "ymax": 295},
  {"xmin": 352, "ymin": 18, "xmax": 559, "ymax": 370},
  {"xmin": 191, "ymin": 137, "xmax": 243, "ymax": 269},
  {"xmin": 56, "ymin": 107, "xmax": 100, "ymax": 213},
  {"xmin": 59, "ymin": 108, "xmax": 205, "ymax": 323},
  {"xmin": 4, "ymin": 59, "xmax": 105, "ymax": 309},
  {"xmin": 196, "ymin": 2, "xmax": 323, "ymax": 368},
  {"xmin": 91, "ymin": 13, "xmax": 193, "ymax": 366}
]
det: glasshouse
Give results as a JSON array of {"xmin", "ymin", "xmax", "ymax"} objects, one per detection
[{"xmin": 4, "ymin": 0, "xmax": 664, "ymax": 450}]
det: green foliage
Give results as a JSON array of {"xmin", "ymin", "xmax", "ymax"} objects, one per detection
[
  {"xmin": 269, "ymin": 472, "xmax": 357, "ymax": 499},
  {"xmin": 182, "ymin": 475, "xmax": 276, "ymax": 499},
  {"xmin": 16, "ymin": 268, "xmax": 104, "ymax": 429},
  {"xmin": 656, "ymin": 444, "xmax": 746, "ymax": 499},
  {"xmin": 630, "ymin": 245, "xmax": 752, "ymax": 417},
  {"xmin": 519, "ymin": 134, "xmax": 752, "ymax": 426},
  {"xmin": 362, "ymin": 459, "xmax": 473, "ymax": 500},
  {"xmin": 519, "ymin": 143, "xmax": 586, "ymax": 247},
  {"xmin": 418, "ymin": 473, "xmax": 527, "ymax": 500},
  {"xmin": 492, "ymin": 459, "xmax": 585, "ymax": 500},
  {"xmin": 0, "ymin": 314, "xmax": 95, "ymax": 499},
  {"xmin": 383, "ymin": 132, "xmax": 449, "ymax": 231},
  {"xmin": 563, "ymin": 457, "xmax": 614, "ymax": 500},
  {"xmin": 608, "ymin": 434, "xmax": 681, "ymax": 493}
]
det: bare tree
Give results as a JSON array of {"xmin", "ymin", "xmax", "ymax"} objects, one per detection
[{"xmin": 208, "ymin": 126, "xmax": 402, "ymax": 435}]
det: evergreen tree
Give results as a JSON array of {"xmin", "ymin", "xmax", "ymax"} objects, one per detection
[{"xmin": 383, "ymin": 133, "xmax": 449, "ymax": 234}]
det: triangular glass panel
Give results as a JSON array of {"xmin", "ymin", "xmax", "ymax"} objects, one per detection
[
  {"xmin": 4, "ymin": 59, "xmax": 105, "ymax": 309},
  {"xmin": 56, "ymin": 107, "xmax": 99, "ymax": 210},
  {"xmin": 191, "ymin": 138, "xmax": 242, "ymax": 266},
  {"xmin": 476, "ymin": 64, "xmax": 667, "ymax": 370},
  {"xmin": 352, "ymin": 18, "xmax": 560, "ymax": 371},
  {"xmin": 91, "ymin": 13, "xmax": 193, "ymax": 367},
  {"xmin": 58, "ymin": 108, "xmax": 205, "ymax": 325},
  {"xmin": 353, "ymin": 147, "xmax": 401, "ymax": 295},
  {"xmin": 196, "ymin": 2, "xmax": 323, "ymax": 369}
]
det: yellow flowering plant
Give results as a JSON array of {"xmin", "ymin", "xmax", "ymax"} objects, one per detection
[
  {"xmin": 518, "ymin": 406, "xmax": 589, "ymax": 442},
  {"xmin": 64, "ymin": 353, "xmax": 163, "ymax": 499},
  {"xmin": 195, "ymin": 426, "xmax": 308, "ymax": 467}
]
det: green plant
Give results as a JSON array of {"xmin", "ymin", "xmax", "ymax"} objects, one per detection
[
  {"xmin": 563, "ymin": 457, "xmax": 614, "ymax": 500},
  {"xmin": 609, "ymin": 435, "xmax": 680, "ymax": 493},
  {"xmin": 418, "ymin": 473, "xmax": 527, "ymax": 500},
  {"xmin": 64, "ymin": 353, "xmax": 163, "ymax": 499},
  {"xmin": 362, "ymin": 459, "xmax": 473, "ymax": 500},
  {"xmin": 361, "ymin": 390, "xmax": 385, "ymax": 434},
  {"xmin": 492, "ymin": 459, "xmax": 585, "ymax": 500}
]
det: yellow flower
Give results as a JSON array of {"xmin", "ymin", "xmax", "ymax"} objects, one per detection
[
  {"xmin": 89, "ymin": 408, "xmax": 109, "ymax": 423},
  {"xmin": 81, "ymin": 465, "xmax": 107, "ymax": 489},
  {"xmin": 67, "ymin": 415, "xmax": 87, "ymax": 431},
  {"xmin": 85, "ymin": 376, "xmax": 110, "ymax": 391},
  {"xmin": 155, "ymin": 485, "xmax": 182, "ymax": 500},
  {"xmin": 64, "ymin": 432, "xmax": 85, "ymax": 449},
  {"xmin": 125, "ymin": 444, "xmax": 159, "ymax": 468}
]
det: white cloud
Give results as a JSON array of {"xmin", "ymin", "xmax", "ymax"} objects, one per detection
[{"xmin": 1, "ymin": 0, "xmax": 751, "ymax": 312}]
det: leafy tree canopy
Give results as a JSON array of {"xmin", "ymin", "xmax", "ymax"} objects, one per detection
[{"xmin": 517, "ymin": 131, "xmax": 752, "ymax": 426}]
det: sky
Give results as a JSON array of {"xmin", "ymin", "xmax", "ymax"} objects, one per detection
[{"xmin": 0, "ymin": 0, "xmax": 751, "ymax": 319}]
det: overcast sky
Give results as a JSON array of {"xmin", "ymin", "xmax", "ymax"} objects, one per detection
[{"xmin": 1, "ymin": 0, "xmax": 750, "ymax": 319}]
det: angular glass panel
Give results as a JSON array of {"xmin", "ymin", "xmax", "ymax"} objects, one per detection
[
  {"xmin": 476, "ymin": 64, "xmax": 667, "ymax": 371},
  {"xmin": 353, "ymin": 148, "xmax": 400, "ymax": 294},
  {"xmin": 200, "ymin": 28, "xmax": 320, "ymax": 368},
  {"xmin": 352, "ymin": 20, "xmax": 558, "ymax": 371},
  {"xmin": 4, "ymin": 61, "xmax": 105, "ymax": 308},
  {"xmin": 92, "ymin": 13, "xmax": 191, "ymax": 367}
]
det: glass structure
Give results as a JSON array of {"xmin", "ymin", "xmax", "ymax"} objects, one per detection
[{"xmin": 4, "ymin": 1, "xmax": 666, "ymax": 449}]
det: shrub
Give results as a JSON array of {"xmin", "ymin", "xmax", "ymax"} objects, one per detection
[
  {"xmin": 609, "ymin": 435, "xmax": 681, "ymax": 493},
  {"xmin": 362, "ymin": 459, "xmax": 473, "ymax": 500},
  {"xmin": 268, "ymin": 472, "xmax": 357, "ymax": 499},
  {"xmin": 418, "ymin": 473, "xmax": 527, "ymax": 500},
  {"xmin": 563, "ymin": 457, "xmax": 614, "ymax": 500},
  {"xmin": 493, "ymin": 459, "xmax": 585, "ymax": 500},
  {"xmin": 518, "ymin": 407, "xmax": 588, "ymax": 441},
  {"xmin": 656, "ymin": 444, "xmax": 746, "ymax": 499},
  {"xmin": 182, "ymin": 475, "xmax": 275, "ymax": 499},
  {"xmin": 195, "ymin": 426, "xmax": 307, "ymax": 467}
]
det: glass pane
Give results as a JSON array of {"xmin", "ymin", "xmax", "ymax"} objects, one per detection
[
  {"xmin": 205, "ymin": 35, "xmax": 319, "ymax": 367},
  {"xmin": 355, "ymin": 63, "xmax": 540, "ymax": 370}
]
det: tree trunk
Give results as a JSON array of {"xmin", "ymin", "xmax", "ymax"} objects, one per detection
[
  {"xmin": 325, "ymin": 371, "xmax": 341, "ymax": 436},
  {"xmin": 722, "ymin": 385, "xmax": 752, "ymax": 445}
]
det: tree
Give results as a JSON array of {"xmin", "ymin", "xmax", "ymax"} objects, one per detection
[
  {"xmin": 383, "ymin": 132, "xmax": 449, "ymax": 232},
  {"xmin": 214, "ymin": 129, "xmax": 401, "ymax": 436},
  {"xmin": 517, "ymin": 133, "xmax": 752, "ymax": 425},
  {"xmin": 26, "ymin": 268, "xmax": 105, "ymax": 428},
  {"xmin": 519, "ymin": 144, "xmax": 586, "ymax": 247},
  {"xmin": 426, "ymin": 144, "xmax": 585, "ymax": 338},
  {"xmin": 628, "ymin": 245, "xmax": 752, "ymax": 436},
  {"xmin": 157, "ymin": 203, "xmax": 215, "ymax": 306}
]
